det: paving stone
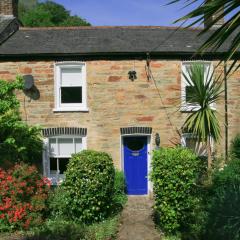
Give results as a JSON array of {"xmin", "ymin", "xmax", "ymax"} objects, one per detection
[{"xmin": 117, "ymin": 196, "xmax": 161, "ymax": 240}]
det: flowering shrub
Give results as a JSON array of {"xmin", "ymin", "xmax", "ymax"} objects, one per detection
[{"xmin": 0, "ymin": 163, "xmax": 50, "ymax": 231}]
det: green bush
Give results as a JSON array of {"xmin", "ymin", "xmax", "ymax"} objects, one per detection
[
  {"xmin": 48, "ymin": 186, "xmax": 70, "ymax": 220},
  {"xmin": 205, "ymin": 159, "xmax": 240, "ymax": 239},
  {"xmin": 0, "ymin": 77, "xmax": 42, "ymax": 167},
  {"xmin": 28, "ymin": 216, "xmax": 119, "ymax": 240},
  {"xmin": 230, "ymin": 134, "xmax": 240, "ymax": 159},
  {"xmin": 49, "ymin": 169, "xmax": 126, "ymax": 223},
  {"xmin": 60, "ymin": 150, "xmax": 115, "ymax": 224},
  {"xmin": 111, "ymin": 170, "xmax": 127, "ymax": 214},
  {"xmin": 28, "ymin": 219, "xmax": 87, "ymax": 240},
  {"xmin": 86, "ymin": 215, "xmax": 120, "ymax": 240},
  {"xmin": 151, "ymin": 147, "xmax": 203, "ymax": 234}
]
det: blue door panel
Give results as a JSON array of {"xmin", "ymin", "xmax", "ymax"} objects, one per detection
[{"xmin": 124, "ymin": 137, "xmax": 148, "ymax": 195}]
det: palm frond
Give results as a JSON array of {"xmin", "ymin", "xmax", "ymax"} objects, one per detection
[
  {"xmin": 182, "ymin": 63, "xmax": 222, "ymax": 143},
  {"xmin": 168, "ymin": 0, "xmax": 240, "ymax": 72}
]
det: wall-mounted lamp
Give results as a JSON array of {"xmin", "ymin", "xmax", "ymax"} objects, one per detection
[
  {"xmin": 128, "ymin": 70, "xmax": 137, "ymax": 81},
  {"xmin": 155, "ymin": 133, "xmax": 160, "ymax": 149}
]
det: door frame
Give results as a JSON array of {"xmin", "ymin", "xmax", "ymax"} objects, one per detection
[{"xmin": 120, "ymin": 133, "xmax": 152, "ymax": 196}]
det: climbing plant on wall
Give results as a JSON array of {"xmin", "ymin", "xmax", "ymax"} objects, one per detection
[{"xmin": 0, "ymin": 77, "xmax": 42, "ymax": 167}]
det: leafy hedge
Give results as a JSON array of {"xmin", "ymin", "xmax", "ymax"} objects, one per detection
[
  {"xmin": 205, "ymin": 159, "xmax": 240, "ymax": 239},
  {"xmin": 0, "ymin": 163, "xmax": 50, "ymax": 231},
  {"xmin": 55, "ymin": 150, "xmax": 115, "ymax": 224},
  {"xmin": 230, "ymin": 134, "xmax": 240, "ymax": 159},
  {"xmin": 111, "ymin": 170, "xmax": 127, "ymax": 214},
  {"xmin": 151, "ymin": 147, "xmax": 202, "ymax": 234}
]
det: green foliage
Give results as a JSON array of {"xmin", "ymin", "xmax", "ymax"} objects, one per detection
[
  {"xmin": 151, "ymin": 147, "xmax": 203, "ymax": 234},
  {"xmin": 230, "ymin": 134, "xmax": 240, "ymax": 159},
  {"xmin": 182, "ymin": 63, "xmax": 222, "ymax": 143},
  {"xmin": 0, "ymin": 76, "xmax": 23, "ymax": 114},
  {"xmin": 205, "ymin": 159, "xmax": 240, "ymax": 239},
  {"xmin": 49, "ymin": 169, "xmax": 126, "ymax": 225},
  {"xmin": 111, "ymin": 170, "xmax": 127, "ymax": 214},
  {"xmin": 57, "ymin": 150, "xmax": 115, "ymax": 224},
  {"xmin": 0, "ymin": 77, "xmax": 42, "ymax": 166},
  {"xmin": 28, "ymin": 216, "xmax": 120, "ymax": 240},
  {"xmin": 162, "ymin": 235, "xmax": 181, "ymax": 240},
  {"xmin": 28, "ymin": 219, "xmax": 87, "ymax": 240},
  {"xmin": 86, "ymin": 215, "xmax": 120, "ymax": 240},
  {"xmin": 182, "ymin": 63, "xmax": 223, "ymax": 169},
  {"xmin": 169, "ymin": 0, "xmax": 240, "ymax": 71},
  {"xmin": 0, "ymin": 163, "xmax": 50, "ymax": 231},
  {"xmin": 18, "ymin": 0, "xmax": 38, "ymax": 20},
  {"xmin": 48, "ymin": 186, "xmax": 69, "ymax": 220},
  {"xmin": 19, "ymin": 0, "xmax": 91, "ymax": 27}
]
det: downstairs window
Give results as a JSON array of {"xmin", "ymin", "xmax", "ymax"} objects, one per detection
[{"xmin": 45, "ymin": 136, "xmax": 86, "ymax": 184}]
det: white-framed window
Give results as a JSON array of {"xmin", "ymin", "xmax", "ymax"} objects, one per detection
[
  {"xmin": 43, "ymin": 135, "xmax": 87, "ymax": 184},
  {"xmin": 54, "ymin": 62, "xmax": 87, "ymax": 112},
  {"xmin": 181, "ymin": 133, "xmax": 213, "ymax": 156},
  {"xmin": 181, "ymin": 61, "xmax": 213, "ymax": 112}
]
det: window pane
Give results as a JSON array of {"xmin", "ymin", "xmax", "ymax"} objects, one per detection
[
  {"xmin": 61, "ymin": 87, "xmax": 82, "ymax": 104},
  {"xmin": 185, "ymin": 137, "xmax": 207, "ymax": 156},
  {"xmin": 125, "ymin": 138, "xmax": 145, "ymax": 151},
  {"xmin": 59, "ymin": 158, "xmax": 69, "ymax": 174},
  {"xmin": 75, "ymin": 138, "xmax": 82, "ymax": 153},
  {"xmin": 186, "ymin": 137, "xmax": 197, "ymax": 151},
  {"xmin": 58, "ymin": 138, "xmax": 74, "ymax": 156},
  {"xmin": 50, "ymin": 157, "xmax": 57, "ymax": 171},
  {"xmin": 186, "ymin": 86, "xmax": 195, "ymax": 103},
  {"xmin": 61, "ymin": 67, "xmax": 82, "ymax": 86},
  {"xmin": 49, "ymin": 138, "xmax": 57, "ymax": 156}
]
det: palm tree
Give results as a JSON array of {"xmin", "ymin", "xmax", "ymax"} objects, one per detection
[
  {"xmin": 182, "ymin": 63, "xmax": 223, "ymax": 168},
  {"xmin": 169, "ymin": 0, "xmax": 240, "ymax": 71}
]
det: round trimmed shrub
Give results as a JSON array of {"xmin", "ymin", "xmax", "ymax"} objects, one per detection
[
  {"xmin": 151, "ymin": 147, "xmax": 203, "ymax": 234},
  {"xmin": 62, "ymin": 150, "xmax": 115, "ymax": 224}
]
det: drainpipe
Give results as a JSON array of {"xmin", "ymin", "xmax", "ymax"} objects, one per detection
[{"xmin": 224, "ymin": 61, "xmax": 228, "ymax": 161}]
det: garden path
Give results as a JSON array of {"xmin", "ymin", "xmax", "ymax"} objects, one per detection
[{"xmin": 117, "ymin": 196, "xmax": 161, "ymax": 240}]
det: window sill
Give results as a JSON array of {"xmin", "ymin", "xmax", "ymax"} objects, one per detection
[
  {"xmin": 53, "ymin": 108, "xmax": 89, "ymax": 113},
  {"xmin": 48, "ymin": 175, "xmax": 65, "ymax": 185},
  {"xmin": 180, "ymin": 105, "xmax": 216, "ymax": 112},
  {"xmin": 180, "ymin": 105, "xmax": 200, "ymax": 112}
]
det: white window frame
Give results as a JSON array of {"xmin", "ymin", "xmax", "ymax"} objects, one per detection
[
  {"xmin": 181, "ymin": 133, "xmax": 213, "ymax": 157},
  {"xmin": 181, "ymin": 61, "xmax": 215, "ymax": 112},
  {"xmin": 42, "ymin": 135, "xmax": 87, "ymax": 185},
  {"xmin": 53, "ymin": 62, "xmax": 88, "ymax": 112}
]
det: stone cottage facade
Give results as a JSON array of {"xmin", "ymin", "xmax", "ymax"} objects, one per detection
[{"xmin": 0, "ymin": 0, "xmax": 239, "ymax": 194}]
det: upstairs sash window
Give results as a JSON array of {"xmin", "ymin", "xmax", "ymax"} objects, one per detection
[{"xmin": 55, "ymin": 62, "xmax": 87, "ymax": 111}]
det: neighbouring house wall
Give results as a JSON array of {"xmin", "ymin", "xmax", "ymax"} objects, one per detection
[
  {"xmin": 0, "ymin": 60, "xmax": 239, "ymax": 167},
  {"xmin": 225, "ymin": 65, "xmax": 240, "ymax": 146}
]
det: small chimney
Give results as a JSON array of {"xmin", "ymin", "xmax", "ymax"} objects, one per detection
[
  {"xmin": 0, "ymin": 0, "xmax": 18, "ymax": 18},
  {"xmin": 204, "ymin": 0, "xmax": 224, "ymax": 29}
]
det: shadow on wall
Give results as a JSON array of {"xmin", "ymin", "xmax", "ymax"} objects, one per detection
[{"xmin": 23, "ymin": 85, "xmax": 40, "ymax": 100}]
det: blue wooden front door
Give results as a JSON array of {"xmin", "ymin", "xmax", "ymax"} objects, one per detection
[{"xmin": 123, "ymin": 136, "xmax": 148, "ymax": 195}]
